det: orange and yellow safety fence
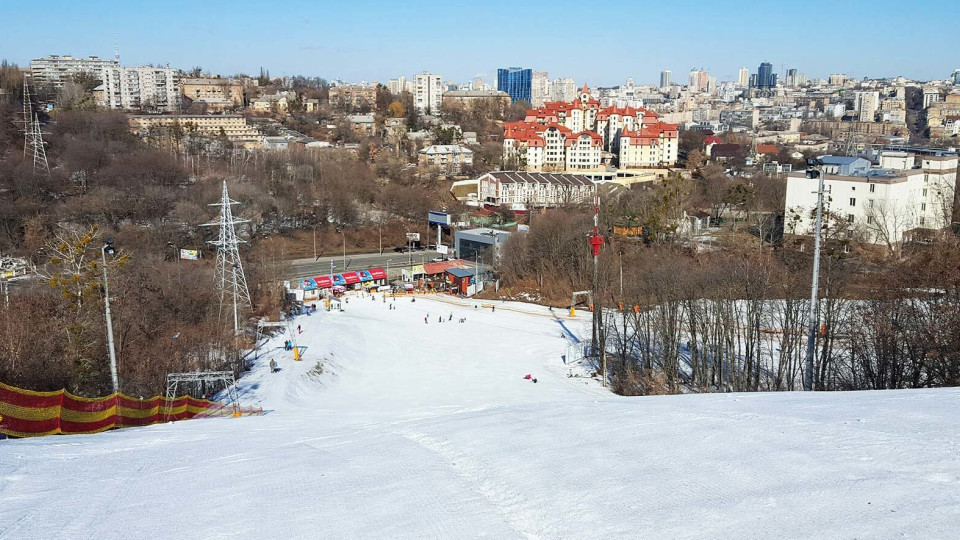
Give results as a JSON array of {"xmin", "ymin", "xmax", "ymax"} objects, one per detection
[{"xmin": 0, "ymin": 381, "xmax": 262, "ymax": 438}]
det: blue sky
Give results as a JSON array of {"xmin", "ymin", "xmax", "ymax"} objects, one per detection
[{"xmin": 1, "ymin": 0, "xmax": 957, "ymax": 85}]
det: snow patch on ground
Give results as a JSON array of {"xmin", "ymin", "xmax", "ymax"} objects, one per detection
[{"xmin": 1, "ymin": 293, "xmax": 958, "ymax": 539}]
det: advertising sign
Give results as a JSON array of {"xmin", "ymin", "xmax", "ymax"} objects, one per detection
[
  {"xmin": 332, "ymin": 274, "xmax": 346, "ymax": 286},
  {"xmin": 428, "ymin": 211, "xmax": 451, "ymax": 226},
  {"xmin": 179, "ymin": 249, "xmax": 200, "ymax": 260},
  {"xmin": 301, "ymin": 279, "xmax": 317, "ymax": 290},
  {"xmin": 405, "ymin": 232, "xmax": 421, "ymax": 242},
  {"xmin": 358, "ymin": 270, "xmax": 373, "ymax": 282},
  {"xmin": 437, "ymin": 245, "xmax": 449, "ymax": 255}
]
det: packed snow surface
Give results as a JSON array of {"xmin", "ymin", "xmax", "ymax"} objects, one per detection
[{"xmin": 1, "ymin": 294, "xmax": 959, "ymax": 539}]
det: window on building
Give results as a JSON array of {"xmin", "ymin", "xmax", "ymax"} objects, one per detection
[
  {"xmin": 920, "ymin": 217, "xmax": 926, "ymax": 226},
  {"xmin": 923, "ymin": 189, "xmax": 928, "ymax": 196},
  {"xmin": 847, "ymin": 214, "xmax": 855, "ymax": 223},
  {"xmin": 849, "ymin": 198, "xmax": 856, "ymax": 206},
  {"xmin": 921, "ymin": 203, "xmax": 926, "ymax": 211},
  {"xmin": 869, "ymin": 184, "xmax": 875, "ymax": 193},
  {"xmin": 867, "ymin": 216, "xmax": 874, "ymax": 224}
]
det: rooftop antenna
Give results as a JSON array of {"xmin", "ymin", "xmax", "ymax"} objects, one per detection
[
  {"xmin": 203, "ymin": 180, "xmax": 252, "ymax": 335},
  {"xmin": 114, "ymin": 33, "xmax": 120, "ymax": 64}
]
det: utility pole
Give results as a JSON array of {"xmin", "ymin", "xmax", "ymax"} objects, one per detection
[
  {"xmin": 588, "ymin": 194, "xmax": 606, "ymax": 386},
  {"xmin": 101, "ymin": 240, "xmax": 119, "ymax": 393},
  {"xmin": 337, "ymin": 227, "xmax": 346, "ymax": 272},
  {"xmin": 803, "ymin": 160, "xmax": 825, "ymax": 391}
]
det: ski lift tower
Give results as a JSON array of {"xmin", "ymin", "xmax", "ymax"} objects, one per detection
[
  {"xmin": 164, "ymin": 370, "xmax": 241, "ymax": 419},
  {"xmin": 587, "ymin": 194, "xmax": 606, "ymax": 386}
]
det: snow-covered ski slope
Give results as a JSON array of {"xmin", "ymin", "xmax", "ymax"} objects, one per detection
[{"xmin": 1, "ymin": 294, "xmax": 958, "ymax": 539}]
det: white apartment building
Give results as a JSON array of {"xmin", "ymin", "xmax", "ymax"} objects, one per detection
[
  {"xmin": 418, "ymin": 144, "xmax": 474, "ymax": 173},
  {"xmin": 738, "ymin": 67, "xmax": 750, "ymax": 87},
  {"xmin": 99, "ymin": 65, "xmax": 180, "ymax": 112},
  {"xmin": 451, "ymin": 171, "xmax": 595, "ymax": 211},
  {"xmin": 551, "ymin": 78, "xmax": 577, "ymax": 103},
  {"xmin": 414, "ymin": 72, "xmax": 443, "ymax": 115},
  {"xmin": 855, "ymin": 91, "xmax": 879, "ymax": 122},
  {"xmin": 564, "ymin": 132, "xmax": 604, "ymax": 171},
  {"xmin": 618, "ymin": 123, "xmax": 679, "ymax": 168},
  {"xmin": 30, "ymin": 55, "xmax": 119, "ymax": 88},
  {"xmin": 785, "ymin": 154, "xmax": 957, "ymax": 246},
  {"xmin": 531, "ymin": 72, "xmax": 550, "ymax": 106}
]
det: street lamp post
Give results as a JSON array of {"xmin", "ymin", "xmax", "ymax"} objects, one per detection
[
  {"xmin": 803, "ymin": 159, "xmax": 826, "ymax": 392},
  {"xmin": 101, "ymin": 239, "xmax": 120, "ymax": 394}
]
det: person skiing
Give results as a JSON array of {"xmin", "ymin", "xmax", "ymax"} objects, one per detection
[
  {"xmin": 297, "ymin": 325, "xmax": 302, "ymax": 334},
  {"xmin": 424, "ymin": 316, "xmax": 428, "ymax": 324},
  {"xmin": 269, "ymin": 359, "xmax": 278, "ymax": 373},
  {"xmin": 448, "ymin": 313, "xmax": 453, "ymax": 321}
]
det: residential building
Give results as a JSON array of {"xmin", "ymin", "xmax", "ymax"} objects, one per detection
[
  {"xmin": 784, "ymin": 154, "xmax": 957, "ymax": 246},
  {"xmin": 497, "ymin": 67, "xmax": 532, "ymax": 104},
  {"xmin": 856, "ymin": 91, "xmax": 880, "ymax": 122},
  {"xmin": 926, "ymin": 94, "xmax": 960, "ymax": 138},
  {"xmin": 551, "ymin": 78, "xmax": 577, "ymax": 103},
  {"xmin": 329, "ymin": 85, "xmax": 378, "ymax": 109},
  {"xmin": 828, "ymin": 74, "xmax": 847, "ymax": 86},
  {"xmin": 738, "ymin": 67, "xmax": 750, "ymax": 87},
  {"xmin": 97, "ymin": 65, "xmax": 180, "ymax": 112},
  {"xmin": 450, "ymin": 171, "xmax": 595, "ymax": 211},
  {"xmin": 251, "ymin": 91, "xmax": 296, "ymax": 113},
  {"xmin": 127, "ymin": 115, "xmax": 263, "ymax": 148},
  {"xmin": 418, "ymin": 144, "xmax": 474, "ymax": 173},
  {"xmin": 414, "ymin": 72, "xmax": 443, "ymax": 115},
  {"xmin": 660, "ymin": 70, "xmax": 671, "ymax": 89},
  {"xmin": 564, "ymin": 132, "xmax": 604, "ymax": 171},
  {"xmin": 30, "ymin": 54, "xmax": 118, "ymax": 88},
  {"xmin": 618, "ymin": 122, "xmax": 679, "ymax": 168},
  {"xmin": 387, "ymin": 76, "xmax": 411, "ymax": 95},
  {"xmin": 532, "ymin": 71, "xmax": 550, "ymax": 106},
  {"xmin": 346, "ymin": 114, "xmax": 376, "ymax": 136},
  {"xmin": 181, "ymin": 78, "xmax": 244, "ymax": 107},
  {"xmin": 442, "ymin": 90, "xmax": 511, "ymax": 115}
]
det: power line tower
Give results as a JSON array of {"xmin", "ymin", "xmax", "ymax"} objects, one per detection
[
  {"xmin": 203, "ymin": 180, "xmax": 252, "ymax": 335},
  {"xmin": 21, "ymin": 80, "xmax": 31, "ymax": 159},
  {"xmin": 29, "ymin": 114, "xmax": 50, "ymax": 177}
]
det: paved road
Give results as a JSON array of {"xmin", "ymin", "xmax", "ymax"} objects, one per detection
[{"xmin": 286, "ymin": 251, "xmax": 439, "ymax": 281}]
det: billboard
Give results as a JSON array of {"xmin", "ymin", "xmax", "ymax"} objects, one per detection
[
  {"xmin": 428, "ymin": 211, "xmax": 451, "ymax": 226},
  {"xmin": 179, "ymin": 249, "xmax": 200, "ymax": 260},
  {"xmin": 437, "ymin": 245, "xmax": 449, "ymax": 255},
  {"xmin": 405, "ymin": 232, "xmax": 420, "ymax": 242}
]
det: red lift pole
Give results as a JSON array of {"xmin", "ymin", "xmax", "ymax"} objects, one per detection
[{"xmin": 588, "ymin": 194, "xmax": 606, "ymax": 386}]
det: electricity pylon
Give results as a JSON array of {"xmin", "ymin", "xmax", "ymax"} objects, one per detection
[{"xmin": 204, "ymin": 180, "xmax": 252, "ymax": 335}]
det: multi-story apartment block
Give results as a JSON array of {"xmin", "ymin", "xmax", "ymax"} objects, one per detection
[
  {"xmin": 504, "ymin": 85, "xmax": 676, "ymax": 172},
  {"xmin": 784, "ymin": 154, "xmax": 957, "ymax": 246},
  {"xmin": 738, "ymin": 67, "xmax": 750, "ymax": 88},
  {"xmin": 328, "ymin": 85, "xmax": 378, "ymax": 109},
  {"xmin": 181, "ymin": 78, "xmax": 244, "ymax": 109},
  {"xmin": 551, "ymin": 78, "xmax": 577, "ymax": 103},
  {"xmin": 98, "ymin": 65, "xmax": 180, "ymax": 112},
  {"xmin": 927, "ymin": 93, "xmax": 960, "ymax": 138},
  {"xmin": 531, "ymin": 71, "xmax": 550, "ymax": 106},
  {"xmin": 418, "ymin": 144, "xmax": 474, "ymax": 173},
  {"xmin": 30, "ymin": 55, "xmax": 119, "ymax": 88},
  {"xmin": 128, "ymin": 115, "xmax": 263, "ymax": 148},
  {"xmin": 618, "ymin": 122, "xmax": 679, "ymax": 168},
  {"xmin": 441, "ymin": 90, "xmax": 511, "ymax": 114},
  {"xmin": 414, "ymin": 72, "xmax": 443, "ymax": 115}
]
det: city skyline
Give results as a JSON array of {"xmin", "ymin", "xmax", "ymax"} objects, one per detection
[{"xmin": 2, "ymin": 0, "xmax": 959, "ymax": 86}]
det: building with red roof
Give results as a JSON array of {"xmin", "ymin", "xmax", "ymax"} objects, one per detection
[
  {"xmin": 618, "ymin": 122, "xmax": 679, "ymax": 168},
  {"xmin": 502, "ymin": 84, "xmax": 669, "ymax": 172}
]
